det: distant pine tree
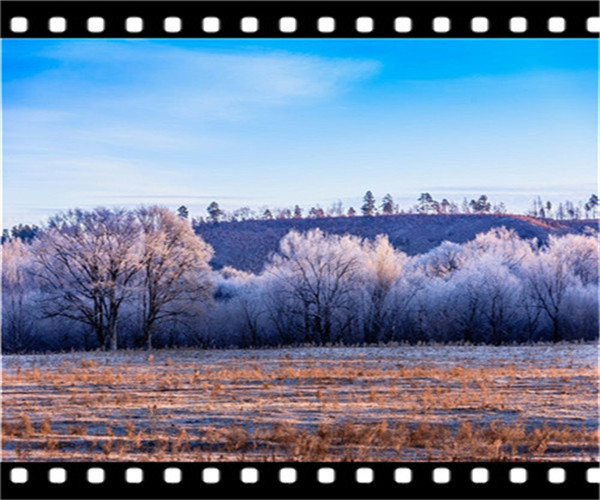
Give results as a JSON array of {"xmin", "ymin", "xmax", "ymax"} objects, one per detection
[
  {"xmin": 361, "ymin": 191, "xmax": 376, "ymax": 216},
  {"xmin": 417, "ymin": 193, "xmax": 437, "ymax": 214},
  {"xmin": 585, "ymin": 194, "xmax": 598, "ymax": 219},
  {"xmin": 177, "ymin": 205, "xmax": 189, "ymax": 220},
  {"xmin": 381, "ymin": 194, "xmax": 395, "ymax": 215},
  {"xmin": 469, "ymin": 195, "xmax": 491, "ymax": 213},
  {"xmin": 207, "ymin": 201, "xmax": 223, "ymax": 223}
]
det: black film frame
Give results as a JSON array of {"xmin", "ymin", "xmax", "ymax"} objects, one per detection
[
  {"xmin": 1, "ymin": 462, "xmax": 598, "ymax": 499},
  {"xmin": 0, "ymin": 1, "xmax": 599, "ymax": 38},
  {"xmin": 1, "ymin": 1, "xmax": 599, "ymax": 499}
]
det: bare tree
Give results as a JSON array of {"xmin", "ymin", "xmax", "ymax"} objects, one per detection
[
  {"xmin": 360, "ymin": 235, "xmax": 406, "ymax": 343},
  {"xmin": 266, "ymin": 229, "xmax": 362, "ymax": 344},
  {"xmin": 135, "ymin": 206, "xmax": 214, "ymax": 349},
  {"xmin": 1, "ymin": 239, "xmax": 36, "ymax": 352},
  {"xmin": 523, "ymin": 240, "xmax": 576, "ymax": 342},
  {"xmin": 33, "ymin": 208, "xmax": 140, "ymax": 350}
]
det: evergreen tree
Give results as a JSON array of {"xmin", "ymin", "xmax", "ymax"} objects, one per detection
[
  {"xmin": 585, "ymin": 194, "xmax": 598, "ymax": 219},
  {"xmin": 1, "ymin": 229, "xmax": 10, "ymax": 244},
  {"xmin": 469, "ymin": 195, "xmax": 491, "ymax": 213},
  {"xmin": 361, "ymin": 191, "xmax": 376, "ymax": 216},
  {"xmin": 381, "ymin": 194, "xmax": 395, "ymax": 215},
  {"xmin": 177, "ymin": 205, "xmax": 189, "ymax": 220},
  {"xmin": 9, "ymin": 224, "xmax": 40, "ymax": 243},
  {"xmin": 207, "ymin": 201, "xmax": 223, "ymax": 223},
  {"xmin": 293, "ymin": 205, "xmax": 303, "ymax": 219},
  {"xmin": 417, "ymin": 193, "xmax": 437, "ymax": 214}
]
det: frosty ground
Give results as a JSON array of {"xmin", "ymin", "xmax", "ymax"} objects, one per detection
[{"xmin": 2, "ymin": 343, "xmax": 598, "ymax": 462}]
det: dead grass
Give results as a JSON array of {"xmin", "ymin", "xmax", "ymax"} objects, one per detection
[{"xmin": 1, "ymin": 344, "xmax": 598, "ymax": 462}]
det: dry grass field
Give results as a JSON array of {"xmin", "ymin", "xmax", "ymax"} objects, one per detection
[{"xmin": 2, "ymin": 344, "xmax": 598, "ymax": 462}]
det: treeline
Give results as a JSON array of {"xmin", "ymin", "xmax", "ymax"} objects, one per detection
[
  {"xmin": 186, "ymin": 192, "xmax": 599, "ymax": 225},
  {"xmin": 2, "ymin": 206, "xmax": 598, "ymax": 353},
  {"xmin": 2, "ymin": 193, "xmax": 597, "ymax": 247}
]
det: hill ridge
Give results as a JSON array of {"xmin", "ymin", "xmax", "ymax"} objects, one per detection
[{"xmin": 194, "ymin": 213, "xmax": 597, "ymax": 273}]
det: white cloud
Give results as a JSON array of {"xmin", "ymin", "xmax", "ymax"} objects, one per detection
[
  {"xmin": 3, "ymin": 41, "xmax": 382, "ymax": 226},
  {"xmin": 22, "ymin": 41, "xmax": 380, "ymax": 117}
]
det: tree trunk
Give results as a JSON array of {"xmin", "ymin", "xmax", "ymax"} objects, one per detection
[
  {"xmin": 552, "ymin": 317, "xmax": 560, "ymax": 343},
  {"xmin": 145, "ymin": 329, "xmax": 153, "ymax": 350},
  {"xmin": 109, "ymin": 312, "xmax": 118, "ymax": 351}
]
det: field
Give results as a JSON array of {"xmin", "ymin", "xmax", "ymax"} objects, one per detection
[{"xmin": 2, "ymin": 344, "xmax": 598, "ymax": 462}]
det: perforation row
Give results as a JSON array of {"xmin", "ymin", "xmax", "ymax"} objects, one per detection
[
  {"xmin": 8, "ymin": 15, "xmax": 600, "ymax": 34},
  {"xmin": 9, "ymin": 466, "xmax": 600, "ymax": 485}
]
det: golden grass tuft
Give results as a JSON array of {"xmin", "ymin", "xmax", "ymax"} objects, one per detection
[{"xmin": 2, "ymin": 345, "xmax": 597, "ymax": 461}]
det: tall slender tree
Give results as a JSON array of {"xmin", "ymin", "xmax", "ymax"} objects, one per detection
[
  {"xmin": 381, "ymin": 194, "xmax": 395, "ymax": 215},
  {"xmin": 361, "ymin": 191, "xmax": 376, "ymax": 216}
]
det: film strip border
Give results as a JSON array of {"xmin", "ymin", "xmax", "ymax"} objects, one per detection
[
  {"xmin": 1, "ymin": 1, "xmax": 599, "ymax": 38},
  {"xmin": 1, "ymin": 462, "xmax": 599, "ymax": 499}
]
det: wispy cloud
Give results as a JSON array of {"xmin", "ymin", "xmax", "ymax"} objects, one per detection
[
  {"xmin": 13, "ymin": 40, "xmax": 380, "ymax": 118},
  {"xmin": 3, "ymin": 40, "xmax": 381, "ymax": 226},
  {"xmin": 2, "ymin": 39, "xmax": 596, "ymax": 227}
]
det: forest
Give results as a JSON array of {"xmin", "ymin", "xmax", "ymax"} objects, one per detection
[{"xmin": 1, "ymin": 204, "xmax": 598, "ymax": 353}]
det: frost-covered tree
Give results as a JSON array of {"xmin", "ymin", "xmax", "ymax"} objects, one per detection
[
  {"xmin": 33, "ymin": 208, "xmax": 141, "ymax": 350},
  {"xmin": 1, "ymin": 239, "xmax": 36, "ymax": 352},
  {"xmin": 135, "ymin": 206, "xmax": 214, "ymax": 349},
  {"xmin": 211, "ymin": 267, "xmax": 266, "ymax": 347},
  {"xmin": 546, "ymin": 233, "xmax": 598, "ymax": 286},
  {"xmin": 465, "ymin": 227, "xmax": 535, "ymax": 271},
  {"xmin": 4, "ymin": 215, "xmax": 598, "ymax": 351},
  {"xmin": 359, "ymin": 235, "xmax": 407, "ymax": 343},
  {"xmin": 266, "ymin": 229, "xmax": 363, "ymax": 344},
  {"xmin": 418, "ymin": 241, "xmax": 466, "ymax": 278},
  {"xmin": 522, "ymin": 244, "xmax": 576, "ymax": 342},
  {"xmin": 465, "ymin": 257, "xmax": 521, "ymax": 344}
]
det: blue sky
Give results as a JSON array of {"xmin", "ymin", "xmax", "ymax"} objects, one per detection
[{"xmin": 2, "ymin": 39, "xmax": 598, "ymax": 227}]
